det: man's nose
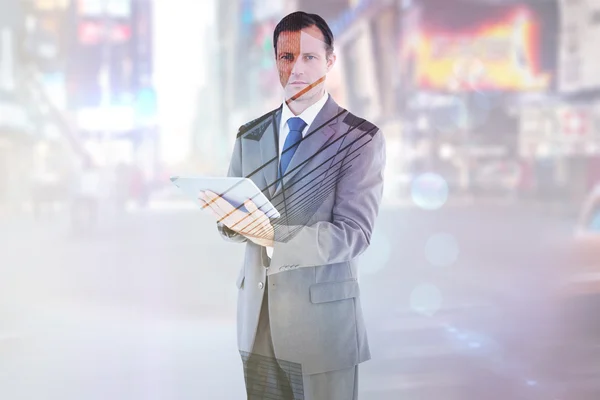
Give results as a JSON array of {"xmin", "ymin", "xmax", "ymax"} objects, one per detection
[{"xmin": 291, "ymin": 58, "xmax": 305, "ymax": 75}]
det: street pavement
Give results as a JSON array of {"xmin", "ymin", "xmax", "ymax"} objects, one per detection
[{"xmin": 0, "ymin": 197, "xmax": 588, "ymax": 399}]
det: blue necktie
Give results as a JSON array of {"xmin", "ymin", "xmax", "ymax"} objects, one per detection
[{"xmin": 277, "ymin": 117, "xmax": 307, "ymax": 190}]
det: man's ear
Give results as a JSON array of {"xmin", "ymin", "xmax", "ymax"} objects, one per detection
[{"xmin": 326, "ymin": 52, "xmax": 337, "ymax": 73}]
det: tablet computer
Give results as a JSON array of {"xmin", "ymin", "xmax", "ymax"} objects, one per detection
[{"xmin": 170, "ymin": 176, "xmax": 280, "ymax": 218}]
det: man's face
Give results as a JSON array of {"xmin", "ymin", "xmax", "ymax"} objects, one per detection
[{"xmin": 275, "ymin": 25, "xmax": 335, "ymax": 103}]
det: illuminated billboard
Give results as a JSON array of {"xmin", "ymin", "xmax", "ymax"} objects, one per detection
[{"xmin": 401, "ymin": 7, "xmax": 551, "ymax": 92}]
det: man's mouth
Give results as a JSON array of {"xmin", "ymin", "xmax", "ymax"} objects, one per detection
[{"xmin": 286, "ymin": 76, "xmax": 327, "ymax": 102}]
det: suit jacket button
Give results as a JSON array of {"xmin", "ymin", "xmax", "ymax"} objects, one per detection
[{"xmin": 258, "ymin": 282, "xmax": 264, "ymax": 289}]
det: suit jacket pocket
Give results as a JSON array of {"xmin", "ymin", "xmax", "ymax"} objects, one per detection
[
  {"xmin": 309, "ymin": 279, "xmax": 360, "ymax": 304},
  {"xmin": 236, "ymin": 267, "xmax": 245, "ymax": 289}
]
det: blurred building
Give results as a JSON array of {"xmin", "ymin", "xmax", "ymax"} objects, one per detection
[
  {"xmin": 0, "ymin": 0, "xmax": 161, "ymax": 215},
  {"xmin": 326, "ymin": 0, "xmax": 404, "ymax": 187},
  {"xmin": 0, "ymin": 0, "xmax": 43, "ymax": 212},
  {"xmin": 397, "ymin": 0, "xmax": 562, "ymax": 197},
  {"xmin": 64, "ymin": 0, "xmax": 158, "ymax": 179},
  {"xmin": 512, "ymin": 0, "xmax": 600, "ymax": 204},
  {"xmin": 393, "ymin": 0, "xmax": 600, "ymax": 206},
  {"xmin": 551, "ymin": 0, "xmax": 600, "ymax": 202},
  {"xmin": 21, "ymin": 0, "xmax": 90, "ymax": 207}
]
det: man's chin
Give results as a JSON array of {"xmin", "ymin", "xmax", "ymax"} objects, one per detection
[{"xmin": 285, "ymin": 86, "xmax": 318, "ymax": 102}]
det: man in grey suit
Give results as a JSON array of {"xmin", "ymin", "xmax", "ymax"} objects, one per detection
[{"xmin": 198, "ymin": 11, "xmax": 386, "ymax": 399}]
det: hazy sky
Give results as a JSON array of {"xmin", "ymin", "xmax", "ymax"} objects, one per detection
[{"xmin": 153, "ymin": 0, "xmax": 215, "ymax": 165}]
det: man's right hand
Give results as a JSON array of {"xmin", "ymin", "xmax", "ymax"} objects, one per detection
[{"xmin": 198, "ymin": 190, "xmax": 275, "ymax": 246}]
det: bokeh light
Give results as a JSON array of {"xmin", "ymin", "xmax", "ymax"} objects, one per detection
[{"xmin": 410, "ymin": 173, "xmax": 449, "ymax": 210}]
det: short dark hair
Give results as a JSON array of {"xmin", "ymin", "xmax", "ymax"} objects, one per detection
[{"xmin": 273, "ymin": 11, "xmax": 335, "ymax": 58}]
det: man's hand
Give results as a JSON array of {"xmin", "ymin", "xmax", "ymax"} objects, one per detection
[{"xmin": 198, "ymin": 190, "xmax": 274, "ymax": 247}]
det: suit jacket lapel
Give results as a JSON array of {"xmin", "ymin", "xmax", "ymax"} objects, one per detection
[
  {"xmin": 258, "ymin": 107, "xmax": 281, "ymax": 199},
  {"xmin": 273, "ymin": 95, "xmax": 343, "ymax": 198}
]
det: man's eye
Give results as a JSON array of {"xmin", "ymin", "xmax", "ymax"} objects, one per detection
[{"xmin": 305, "ymin": 55, "xmax": 316, "ymax": 60}]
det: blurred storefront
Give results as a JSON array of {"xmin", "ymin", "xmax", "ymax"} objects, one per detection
[
  {"xmin": 65, "ymin": 0, "xmax": 158, "ymax": 180},
  {"xmin": 557, "ymin": 0, "xmax": 600, "ymax": 94},
  {"xmin": 520, "ymin": 101, "xmax": 600, "ymax": 202},
  {"xmin": 2, "ymin": 0, "xmax": 160, "ymax": 213},
  {"xmin": 552, "ymin": 0, "xmax": 600, "ymax": 203},
  {"xmin": 398, "ymin": 0, "xmax": 559, "ymax": 195},
  {"xmin": 0, "ymin": 95, "xmax": 37, "ymax": 212},
  {"xmin": 496, "ymin": 0, "xmax": 600, "ymax": 205},
  {"xmin": 0, "ymin": 0, "xmax": 37, "ymax": 213}
]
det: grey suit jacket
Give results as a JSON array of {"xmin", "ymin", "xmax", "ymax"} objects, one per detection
[{"xmin": 217, "ymin": 94, "xmax": 386, "ymax": 375}]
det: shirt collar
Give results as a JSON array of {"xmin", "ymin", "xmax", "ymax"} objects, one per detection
[{"xmin": 281, "ymin": 91, "xmax": 329, "ymax": 135}]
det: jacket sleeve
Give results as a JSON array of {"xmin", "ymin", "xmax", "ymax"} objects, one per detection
[
  {"xmin": 268, "ymin": 128, "xmax": 386, "ymax": 273},
  {"xmin": 216, "ymin": 131, "xmax": 248, "ymax": 244}
]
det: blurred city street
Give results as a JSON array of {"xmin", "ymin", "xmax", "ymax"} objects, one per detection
[
  {"xmin": 0, "ymin": 192, "xmax": 583, "ymax": 399},
  {"xmin": 3, "ymin": 0, "xmax": 600, "ymax": 398}
]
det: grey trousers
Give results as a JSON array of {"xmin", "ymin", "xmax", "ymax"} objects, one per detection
[{"xmin": 242, "ymin": 277, "xmax": 359, "ymax": 400}]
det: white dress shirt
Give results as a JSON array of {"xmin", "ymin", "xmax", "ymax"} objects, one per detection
[{"xmin": 266, "ymin": 91, "xmax": 329, "ymax": 259}]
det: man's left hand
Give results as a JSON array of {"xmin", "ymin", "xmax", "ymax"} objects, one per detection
[{"xmin": 199, "ymin": 190, "xmax": 274, "ymax": 247}]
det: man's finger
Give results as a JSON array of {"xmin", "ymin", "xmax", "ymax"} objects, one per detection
[
  {"xmin": 199, "ymin": 199, "xmax": 224, "ymax": 221},
  {"xmin": 199, "ymin": 191, "xmax": 216, "ymax": 211},
  {"xmin": 246, "ymin": 218, "xmax": 269, "ymax": 238},
  {"xmin": 244, "ymin": 199, "xmax": 268, "ymax": 224},
  {"xmin": 244, "ymin": 200, "xmax": 261, "ymax": 219},
  {"xmin": 245, "ymin": 199, "xmax": 257, "ymax": 211},
  {"xmin": 200, "ymin": 193, "xmax": 236, "ymax": 227},
  {"xmin": 198, "ymin": 198, "xmax": 207, "ymax": 209},
  {"xmin": 204, "ymin": 191, "xmax": 235, "ymax": 223},
  {"xmin": 203, "ymin": 191, "xmax": 255, "ymax": 232},
  {"xmin": 205, "ymin": 191, "xmax": 237, "ymax": 214},
  {"xmin": 202, "ymin": 201, "xmax": 223, "ymax": 221},
  {"xmin": 243, "ymin": 200, "xmax": 271, "ymax": 237},
  {"xmin": 198, "ymin": 195, "xmax": 212, "ymax": 210}
]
